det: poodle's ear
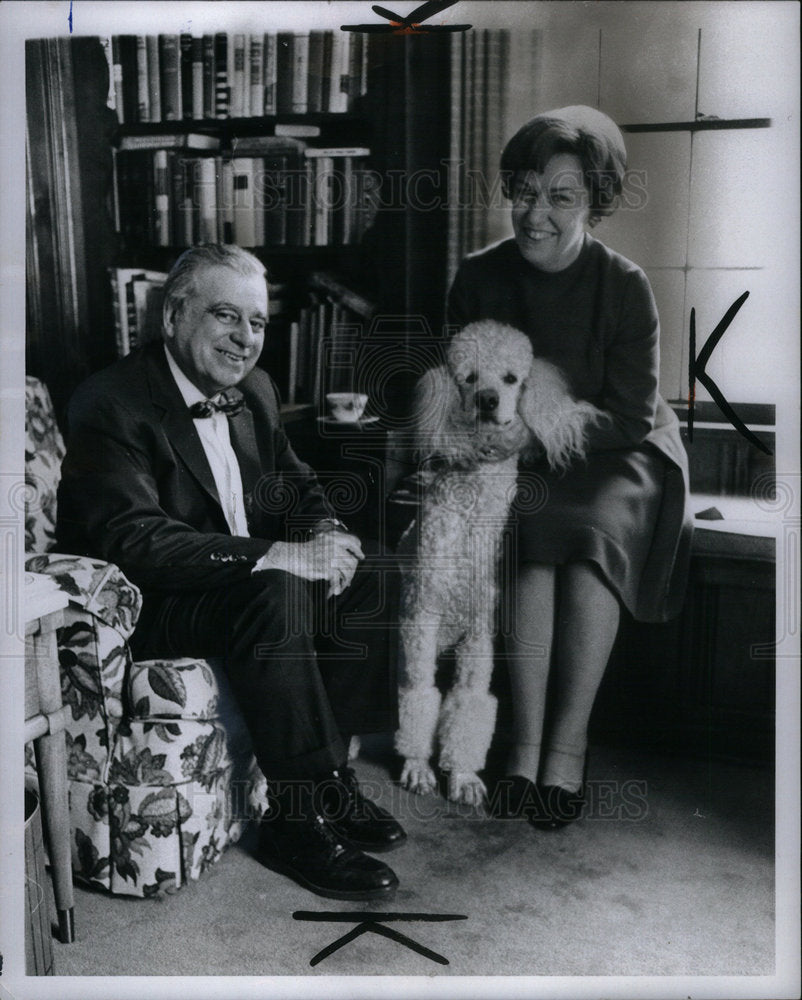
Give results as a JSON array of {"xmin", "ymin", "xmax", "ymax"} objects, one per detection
[
  {"xmin": 411, "ymin": 366, "xmax": 474, "ymax": 464},
  {"xmin": 519, "ymin": 359, "xmax": 607, "ymax": 471}
]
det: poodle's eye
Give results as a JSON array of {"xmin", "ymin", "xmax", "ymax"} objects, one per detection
[
  {"xmin": 464, "ymin": 372, "xmax": 477, "ymax": 385},
  {"xmin": 503, "ymin": 373, "xmax": 518, "ymax": 385}
]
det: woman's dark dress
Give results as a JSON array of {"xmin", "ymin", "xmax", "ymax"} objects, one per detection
[{"xmin": 448, "ymin": 234, "xmax": 692, "ymax": 622}]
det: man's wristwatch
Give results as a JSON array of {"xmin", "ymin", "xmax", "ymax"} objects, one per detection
[{"xmin": 308, "ymin": 518, "xmax": 349, "ymax": 538}]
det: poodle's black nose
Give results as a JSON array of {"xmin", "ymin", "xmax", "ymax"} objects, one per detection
[{"xmin": 477, "ymin": 389, "xmax": 499, "ymax": 416}]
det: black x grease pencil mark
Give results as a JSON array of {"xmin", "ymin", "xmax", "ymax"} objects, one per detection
[
  {"xmin": 341, "ymin": 0, "xmax": 472, "ymax": 35},
  {"xmin": 293, "ymin": 910, "xmax": 468, "ymax": 966}
]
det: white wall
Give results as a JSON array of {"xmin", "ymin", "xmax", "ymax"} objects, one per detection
[{"xmin": 482, "ymin": 2, "xmax": 799, "ymax": 407}]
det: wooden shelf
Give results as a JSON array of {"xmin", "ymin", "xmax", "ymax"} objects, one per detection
[
  {"xmin": 622, "ymin": 117, "xmax": 771, "ymax": 134},
  {"xmin": 114, "ymin": 113, "xmax": 373, "ymax": 146}
]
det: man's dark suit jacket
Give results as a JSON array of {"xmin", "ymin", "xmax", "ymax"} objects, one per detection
[{"xmin": 56, "ymin": 340, "xmax": 336, "ymax": 595}]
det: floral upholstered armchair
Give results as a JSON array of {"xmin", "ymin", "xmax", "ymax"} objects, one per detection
[{"xmin": 25, "ymin": 376, "xmax": 267, "ymax": 898}]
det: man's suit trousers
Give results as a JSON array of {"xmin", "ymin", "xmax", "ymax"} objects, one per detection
[{"xmin": 130, "ymin": 554, "xmax": 399, "ymax": 782}]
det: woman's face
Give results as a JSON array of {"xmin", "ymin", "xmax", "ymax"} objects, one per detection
[{"xmin": 510, "ymin": 153, "xmax": 591, "ymax": 273}]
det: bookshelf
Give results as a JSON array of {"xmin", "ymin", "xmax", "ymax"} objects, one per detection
[
  {"xmin": 26, "ymin": 32, "xmax": 454, "ymax": 426},
  {"xmin": 104, "ymin": 30, "xmax": 382, "ymax": 411}
]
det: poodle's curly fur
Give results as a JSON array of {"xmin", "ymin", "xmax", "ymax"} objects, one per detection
[{"xmin": 395, "ymin": 321, "xmax": 605, "ymax": 805}]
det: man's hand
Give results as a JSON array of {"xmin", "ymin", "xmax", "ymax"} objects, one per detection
[{"xmin": 255, "ymin": 531, "xmax": 365, "ymax": 597}]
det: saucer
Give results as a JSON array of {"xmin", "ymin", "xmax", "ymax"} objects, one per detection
[{"xmin": 317, "ymin": 415, "xmax": 380, "ymax": 426}]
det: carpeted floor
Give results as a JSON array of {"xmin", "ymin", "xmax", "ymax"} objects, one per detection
[{"xmin": 42, "ymin": 739, "xmax": 777, "ymax": 981}]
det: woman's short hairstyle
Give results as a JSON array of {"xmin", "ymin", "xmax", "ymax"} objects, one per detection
[
  {"xmin": 500, "ymin": 105, "xmax": 627, "ymax": 222},
  {"xmin": 162, "ymin": 244, "xmax": 267, "ymax": 320}
]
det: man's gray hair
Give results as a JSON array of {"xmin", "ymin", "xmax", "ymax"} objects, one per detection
[{"xmin": 162, "ymin": 244, "xmax": 267, "ymax": 322}]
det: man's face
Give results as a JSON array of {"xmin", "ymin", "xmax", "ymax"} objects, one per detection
[{"xmin": 163, "ymin": 265, "xmax": 267, "ymax": 397}]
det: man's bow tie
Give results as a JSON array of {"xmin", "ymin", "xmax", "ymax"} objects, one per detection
[{"xmin": 189, "ymin": 390, "xmax": 246, "ymax": 419}]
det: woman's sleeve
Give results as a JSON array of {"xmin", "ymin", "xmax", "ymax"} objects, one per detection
[{"xmin": 584, "ymin": 267, "xmax": 660, "ymax": 451}]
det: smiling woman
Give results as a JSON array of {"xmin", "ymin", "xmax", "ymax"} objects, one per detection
[{"xmin": 448, "ymin": 105, "xmax": 693, "ymax": 829}]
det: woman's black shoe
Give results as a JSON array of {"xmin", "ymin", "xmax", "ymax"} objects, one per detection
[
  {"xmin": 488, "ymin": 775, "xmax": 542, "ymax": 819},
  {"xmin": 528, "ymin": 784, "xmax": 586, "ymax": 830}
]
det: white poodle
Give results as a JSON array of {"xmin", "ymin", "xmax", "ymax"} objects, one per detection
[{"xmin": 395, "ymin": 321, "xmax": 605, "ymax": 806}]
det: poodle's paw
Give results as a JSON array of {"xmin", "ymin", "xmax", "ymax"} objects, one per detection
[
  {"xmin": 447, "ymin": 771, "xmax": 487, "ymax": 807},
  {"xmin": 400, "ymin": 758, "xmax": 438, "ymax": 796}
]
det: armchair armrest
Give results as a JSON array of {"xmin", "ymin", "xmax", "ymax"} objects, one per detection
[{"xmin": 25, "ymin": 552, "xmax": 142, "ymax": 640}]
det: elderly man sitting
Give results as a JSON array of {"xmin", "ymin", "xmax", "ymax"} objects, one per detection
[{"xmin": 57, "ymin": 243, "xmax": 405, "ymax": 901}]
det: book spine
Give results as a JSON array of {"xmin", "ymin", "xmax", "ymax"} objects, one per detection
[
  {"xmin": 227, "ymin": 31, "xmax": 236, "ymax": 117},
  {"xmin": 243, "ymin": 34, "xmax": 252, "ymax": 116},
  {"xmin": 313, "ymin": 300, "xmax": 327, "ymax": 408},
  {"xmin": 249, "ymin": 34, "xmax": 264, "ymax": 119},
  {"xmin": 263, "ymin": 33, "xmax": 277, "ymax": 115},
  {"xmin": 301, "ymin": 158, "xmax": 314, "ymax": 247},
  {"xmin": 202, "ymin": 35, "xmax": 215, "ymax": 118},
  {"xmin": 360, "ymin": 31, "xmax": 369, "ymax": 97},
  {"xmin": 263, "ymin": 154, "xmax": 288, "ymax": 246},
  {"xmin": 232, "ymin": 34, "xmax": 246, "ymax": 118},
  {"xmin": 111, "ymin": 36, "xmax": 125, "ymax": 122},
  {"xmin": 197, "ymin": 157, "xmax": 218, "ymax": 241},
  {"xmin": 296, "ymin": 307, "xmax": 310, "ymax": 401},
  {"xmin": 304, "ymin": 147, "xmax": 371, "ymax": 158},
  {"xmin": 159, "ymin": 35, "xmax": 181, "ymax": 121},
  {"xmin": 328, "ymin": 31, "xmax": 350, "ymax": 113},
  {"xmin": 168, "ymin": 152, "xmax": 181, "ymax": 245},
  {"xmin": 111, "ymin": 148, "xmax": 121, "ymax": 232},
  {"xmin": 287, "ymin": 320, "xmax": 299, "ymax": 406},
  {"xmin": 347, "ymin": 33, "xmax": 362, "ymax": 111},
  {"xmin": 253, "ymin": 157, "xmax": 265, "ymax": 245},
  {"xmin": 232, "ymin": 158, "xmax": 256, "ymax": 246},
  {"xmin": 291, "ymin": 33, "xmax": 309, "ymax": 114},
  {"xmin": 179, "ymin": 156, "xmax": 196, "ymax": 244},
  {"xmin": 276, "ymin": 33, "xmax": 293, "ymax": 115},
  {"xmin": 136, "ymin": 36, "xmax": 150, "ymax": 122},
  {"xmin": 320, "ymin": 31, "xmax": 333, "ymax": 112},
  {"xmin": 214, "ymin": 33, "xmax": 229, "ymax": 118},
  {"xmin": 153, "ymin": 149, "xmax": 170, "ymax": 246},
  {"xmin": 192, "ymin": 37, "xmax": 204, "ymax": 119},
  {"xmin": 118, "ymin": 35, "xmax": 139, "ymax": 124},
  {"xmin": 219, "ymin": 157, "xmax": 234, "ymax": 243},
  {"xmin": 180, "ymin": 34, "xmax": 193, "ymax": 119},
  {"xmin": 340, "ymin": 156, "xmax": 354, "ymax": 245},
  {"xmin": 146, "ymin": 36, "xmax": 162, "ymax": 122},
  {"xmin": 307, "ymin": 31, "xmax": 324, "ymax": 114},
  {"xmin": 313, "ymin": 156, "xmax": 332, "ymax": 246},
  {"xmin": 99, "ymin": 36, "xmax": 116, "ymax": 112}
]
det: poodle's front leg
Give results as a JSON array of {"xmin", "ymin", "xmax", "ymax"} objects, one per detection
[
  {"xmin": 395, "ymin": 610, "xmax": 442, "ymax": 796},
  {"xmin": 438, "ymin": 632, "xmax": 498, "ymax": 806}
]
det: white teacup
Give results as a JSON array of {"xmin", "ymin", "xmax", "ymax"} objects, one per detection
[{"xmin": 326, "ymin": 392, "xmax": 369, "ymax": 423}]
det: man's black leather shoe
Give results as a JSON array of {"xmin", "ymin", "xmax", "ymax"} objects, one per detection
[
  {"xmin": 259, "ymin": 810, "xmax": 399, "ymax": 901},
  {"xmin": 322, "ymin": 766, "xmax": 407, "ymax": 853}
]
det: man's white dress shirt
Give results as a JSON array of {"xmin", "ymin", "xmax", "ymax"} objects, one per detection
[{"xmin": 164, "ymin": 344, "xmax": 250, "ymax": 537}]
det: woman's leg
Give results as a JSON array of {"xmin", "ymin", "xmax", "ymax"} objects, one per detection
[
  {"xmin": 504, "ymin": 562, "xmax": 556, "ymax": 783},
  {"xmin": 540, "ymin": 560, "xmax": 620, "ymax": 792}
]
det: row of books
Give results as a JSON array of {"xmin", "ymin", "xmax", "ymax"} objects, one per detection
[
  {"xmin": 285, "ymin": 294, "xmax": 369, "ymax": 407},
  {"xmin": 109, "ymin": 267, "xmax": 287, "ymax": 358},
  {"xmin": 114, "ymin": 143, "xmax": 377, "ymax": 248},
  {"xmin": 104, "ymin": 31, "xmax": 368, "ymax": 123}
]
